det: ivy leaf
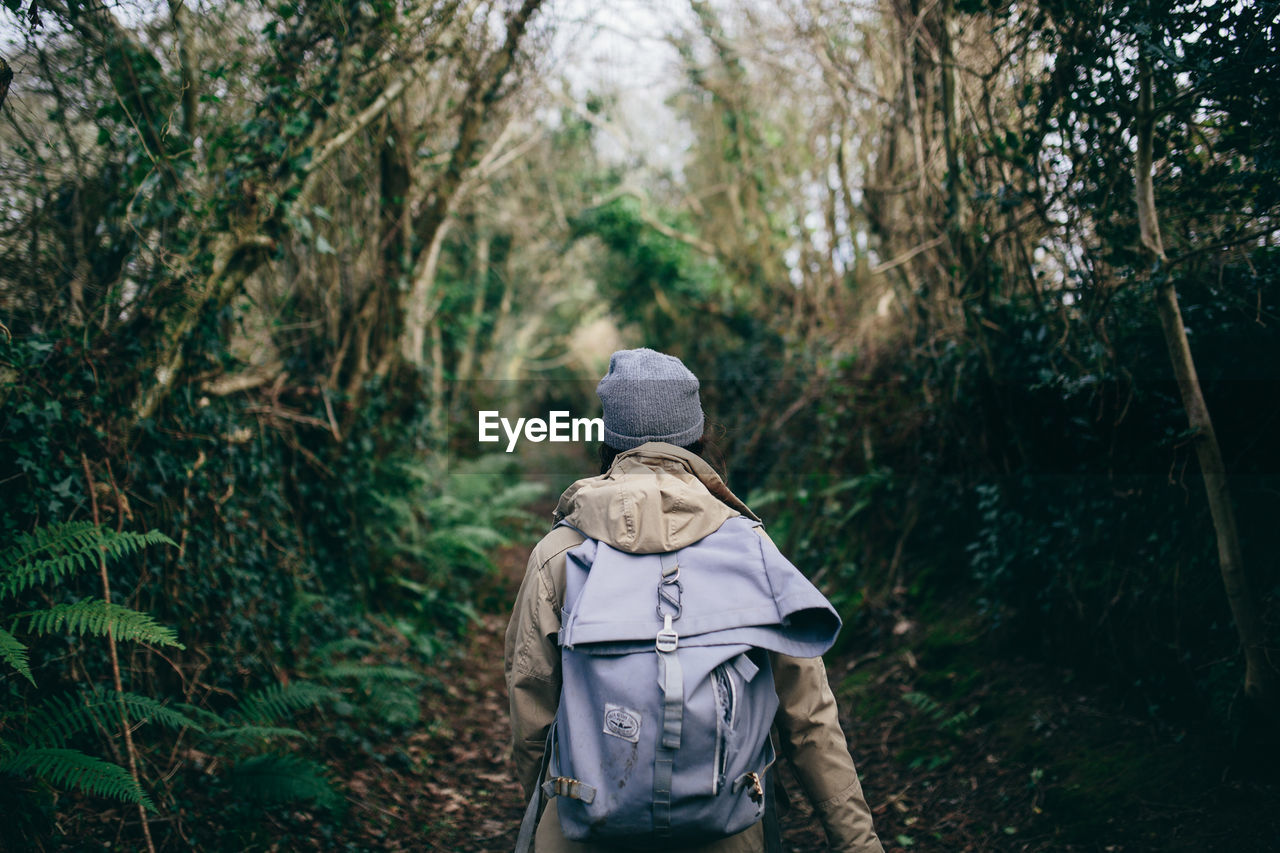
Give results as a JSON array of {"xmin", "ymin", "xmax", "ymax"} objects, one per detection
[{"xmin": 51, "ymin": 475, "xmax": 75, "ymax": 498}]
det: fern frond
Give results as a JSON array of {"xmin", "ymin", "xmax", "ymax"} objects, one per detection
[
  {"xmin": 20, "ymin": 687, "xmax": 207, "ymax": 749},
  {"xmin": 902, "ymin": 691, "xmax": 943, "ymax": 720},
  {"xmin": 366, "ymin": 683, "xmax": 421, "ymax": 727},
  {"xmin": 0, "ymin": 747, "xmax": 154, "ymax": 810},
  {"xmin": 0, "ymin": 625, "xmax": 33, "ymax": 684},
  {"xmin": 317, "ymin": 662, "xmax": 423, "ymax": 727},
  {"xmin": 0, "ymin": 521, "xmax": 100, "ymax": 572},
  {"xmin": 487, "ymin": 481, "xmax": 548, "ymax": 514},
  {"xmin": 230, "ymin": 681, "xmax": 337, "ymax": 726},
  {"xmin": 229, "ymin": 753, "xmax": 340, "ymax": 810},
  {"xmin": 0, "ymin": 551, "xmax": 93, "ymax": 601},
  {"xmin": 171, "ymin": 702, "xmax": 229, "ymax": 731},
  {"xmin": 392, "ymin": 575, "xmax": 431, "ymax": 596},
  {"xmin": 433, "ymin": 524, "xmax": 506, "ymax": 548},
  {"xmin": 15, "ymin": 599, "xmax": 184, "ymax": 649},
  {"xmin": 940, "ymin": 708, "xmax": 977, "ymax": 733},
  {"xmin": 310, "ymin": 638, "xmax": 378, "ymax": 661},
  {"xmin": 205, "ymin": 725, "xmax": 310, "ymax": 746},
  {"xmin": 0, "ymin": 524, "xmax": 174, "ymax": 600},
  {"xmin": 317, "ymin": 662, "xmax": 423, "ymax": 684},
  {"xmin": 421, "ymin": 531, "xmax": 495, "ymax": 571}
]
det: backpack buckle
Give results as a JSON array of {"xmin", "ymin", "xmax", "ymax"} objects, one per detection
[{"xmin": 656, "ymin": 613, "xmax": 679, "ymax": 652}]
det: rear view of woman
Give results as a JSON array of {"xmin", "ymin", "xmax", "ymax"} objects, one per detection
[{"xmin": 505, "ymin": 348, "xmax": 884, "ymax": 852}]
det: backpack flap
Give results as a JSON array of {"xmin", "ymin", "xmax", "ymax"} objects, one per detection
[{"xmin": 560, "ymin": 517, "xmax": 841, "ymax": 657}]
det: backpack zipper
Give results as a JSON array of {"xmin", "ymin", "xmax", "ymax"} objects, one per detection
[{"xmin": 711, "ymin": 662, "xmax": 736, "ymax": 794}]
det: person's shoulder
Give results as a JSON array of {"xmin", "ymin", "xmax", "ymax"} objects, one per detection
[
  {"xmin": 527, "ymin": 523, "xmax": 586, "ymax": 571},
  {"xmin": 750, "ymin": 524, "xmax": 776, "ymax": 546}
]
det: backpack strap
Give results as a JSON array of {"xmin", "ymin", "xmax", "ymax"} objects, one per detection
[
  {"xmin": 763, "ymin": 775, "xmax": 782, "ymax": 853},
  {"xmin": 539, "ymin": 730, "xmax": 597, "ymax": 804},
  {"xmin": 513, "ymin": 726, "xmax": 555, "ymax": 853},
  {"xmin": 653, "ymin": 550, "xmax": 683, "ymax": 839}
]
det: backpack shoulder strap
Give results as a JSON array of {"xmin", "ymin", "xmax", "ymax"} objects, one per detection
[
  {"xmin": 514, "ymin": 726, "xmax": 555, "ymax": 853},
  {"xmin": 543, "ymin": 520, "xmax": 587, "ymax": 553}
]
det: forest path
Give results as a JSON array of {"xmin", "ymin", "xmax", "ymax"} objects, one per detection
[
  {"xmin": 383, "ymin": 541, "xmax": 534, "ymax": 852},
  {"xmin": 335, "ymin": 524, "xmax": 1278, "ymax": 852},
  {"xmin": 332, "ymin": 609, "xmax": 529, "ymax": 851},
  {"xmin": 413, "ymin": 609, "xmax": 529, "ymax": 851}
]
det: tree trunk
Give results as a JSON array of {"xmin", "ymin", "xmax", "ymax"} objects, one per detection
[
  {"xmin": 1136, "ymin": 61, "xmax": 1278, "ymax": 716},
  {"xmin": 166, "ymin": 0, "xmax": 198, "ymax": 141},
  {"xmin": 456, "ymin": 231, "xmax": 490, "ymax": 384},
  {"xmin": 0, "ymin": 56, "xmax": 12, "ymax": 112},
  {"xmin": 400, "ymin": 216, "xmax": 453, "ymax": 365},
  {"xmin": 396, "ymin": 0, "xmax": 543, "ymax": 366}
]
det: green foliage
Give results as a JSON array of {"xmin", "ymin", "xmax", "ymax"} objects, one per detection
[
  {"xmin": 0, "ymin": 748, "xmax": 155, "ymax": 811},
  {"xmin": 15, "ymin": 599, "xmax": 183, "ymax": 649},
  {"xmin": 0, "ymin": 523, "xmax": 175, "ymax": 599},
  {"xmin": 0, "ymin": 0, "xmax": 1271, "ymax": 845},
  {"xmin": 228, "ymin": 754, "xmax": 341, "ymax": 811},
  {"xmin": 0, "ymin": 521, "xmax": 178, "ymax": 821},
  {"xmin": 360, "ymin": 453, "xmax": 545, "ymax": 637},
  {"xmin": 228, "ymin": 681, "xmax": 339, "ymax": 728},
  {"xmin": 710, "ymin": 0, "xmax": 1280, "ymax": 739},
  {"xmin": 902, "ymin": 691, "xmax": 979, "ymax": 736},
  {"xmin": 0, "ymin": 325, "xmax": 544, "ymax": 845},
  {"xmin": 571, "ymin": 195, "xmax": 734, "ymax": 352},
  {"xmin": 898, "ymin": 690, "xmax": 980, "ymax": 771},
  {"xmin": 16, "ymin": 687, "xmax": 208, "ymax": 749},
  {"xmin": 749, "ymin": 469, "xmax": 895, "ymax": 613},
  {"xmin": 763, "ymin": 265, "xmax": 1278, "ymax": 723},
  {"xmin": 575, "ymin": 196, "xmax": 719, "ymax": 291},
  {"xmin": 316, "ymin": 661, "xmax": 424, "ymax": 728},
  {"xmin": 187, "ymin": 678, "xmax": 342, "ymax": 811},
  {"xmin": 0, "ymin": 626, "xmax": 32, "ymax": 684},
  {"xmin": 1, "ymin": 521, "xmax": 181, "ymax": 682},
  {"xmin": 205, "ymin": 725, "xmax": 310, "ymax": 745}
]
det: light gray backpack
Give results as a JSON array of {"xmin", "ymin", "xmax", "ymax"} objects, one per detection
[{"xmin": 515, "ymin": 516, "xmax": 841, "ymax": 850}]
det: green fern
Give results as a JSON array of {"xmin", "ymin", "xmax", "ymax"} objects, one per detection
[
  {"xmin": 0, "ymin": 747, "xmax": 155, "ymax": 810},
  {"xmin": 229, "ymin": 753, "xmax": 340, "ymax": 810},
  {"xmin": 903, "ymin": 691, "xmax": 943, "ymax": 719},
  {"xmin": 205, "ymin": 725, "xmax": 310, "ymax": 747},
  {"xmin": 0, "ymin": 521, "xmax": 180, "ymax": 684},
  {"xmin": 366, "ymin": 684, "xmax": 421, "ymax": 727},
  {"xmin": 311, "ymin": 637, "xmax": 379, "ymax": 661},
  {"xmin": 16, "ymin": 687, "xmax": 208, "ymax": 749},
  {"xmin": 370, "ymin": 457, "xmax": 545, "ymax": 571},
  {"xmin": 317, "ymin": 661, "xmax": 423, "ymax": 727},
  {"xmin": 0, "ymin": 625, "xmax": 33, "ymax": 684},
  {"xmin": 14, "ymin": 599, "xmax": 183, "ymax": 649},
  {"xmin": 903, "ymin": 691, "xmax": 978, "ymax": 735},
  {"xmin": 0, "ymin": 521, "xmax": 104, "ymax": 576},
  {"xmin": 0, "ymin": 524, "xmax": 176, "ymax": 601},
  {"xmin": 0, "ymin": 520, "xmax": 181, "ymax": 821},
  {"xmin": 229, "ymin": 681, "xmax": 337, "ymax": 726},
  {"xmin": 285, "ymin": 590, "xmax": 328, "ymax": 647},
  {"xmin": 317, "ymin": 661, "xmax": 423, "ymax": 683},
  {"xmin": 940, "ymin": 708, "xmax": 978, "ymax": 733}
]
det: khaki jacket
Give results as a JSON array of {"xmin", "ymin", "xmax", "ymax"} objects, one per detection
[{"xmin": 504, "ymin": 443, "xmax": 884, "ymax": 853}]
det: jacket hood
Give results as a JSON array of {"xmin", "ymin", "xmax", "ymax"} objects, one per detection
[{"xmin": 552, "ymin": 442, "xmax": 761, "ymax": 554}]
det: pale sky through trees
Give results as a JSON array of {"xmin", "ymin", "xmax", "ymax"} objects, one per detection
[{"xmin": 549, "ymin": 0, "xmax": 694, "ymax": 172}]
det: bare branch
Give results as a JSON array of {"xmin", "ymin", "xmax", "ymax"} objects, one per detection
[{"xmin": 0, "ymin": 57, "xmax": 12, "ymax": 112}]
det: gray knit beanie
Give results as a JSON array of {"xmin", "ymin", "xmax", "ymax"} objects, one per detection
[{"xmin": 596, "ymin": 348, "xmax": 705, "ymax": 450}]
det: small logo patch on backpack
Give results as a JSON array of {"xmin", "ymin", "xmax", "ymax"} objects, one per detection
[{"xmin": 603, "ymin": 704, "xmax": 641, "ymax": 743}]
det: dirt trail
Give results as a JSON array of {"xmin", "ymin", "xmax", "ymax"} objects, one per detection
[
  {"xmin": 415, "ymin": 610, "xmax": 529, "ymax": 851},
  {"xmin": 325, "ymin": 533, "xmax": 1278, "ymax": 852}
]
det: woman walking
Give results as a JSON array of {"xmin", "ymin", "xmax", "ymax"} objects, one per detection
[{"xmin": 505, "ymin": 348, "xmax": 883, "ymax": 853}]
